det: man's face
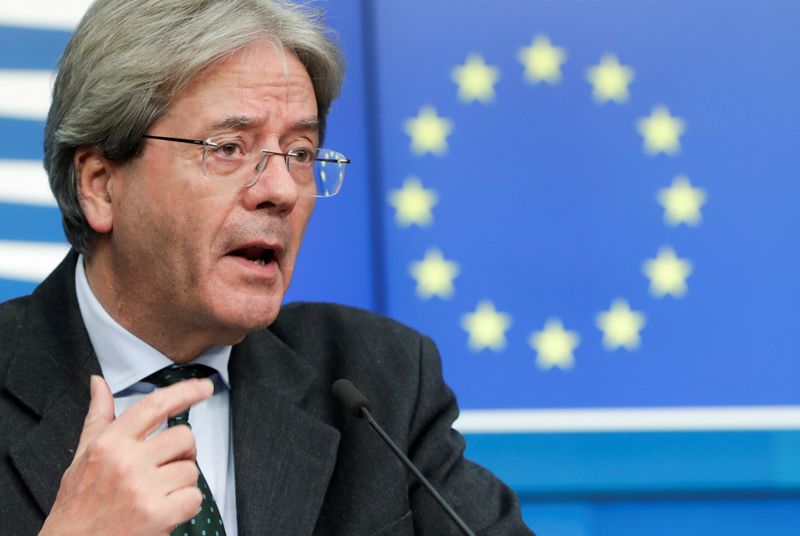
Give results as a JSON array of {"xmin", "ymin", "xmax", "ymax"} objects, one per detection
[{"xmin": 101, "ymin": 41, "xmax": 318, "ymax": 346}]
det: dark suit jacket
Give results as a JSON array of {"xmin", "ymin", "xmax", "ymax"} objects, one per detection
[{"xmin": 0, "ymin": 252, "xmax": 533, "ymax": 535}]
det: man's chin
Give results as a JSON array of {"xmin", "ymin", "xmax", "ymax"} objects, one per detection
[{"xmin": 203, "ymin": 295, "xmax": 283, "ymax": 342}]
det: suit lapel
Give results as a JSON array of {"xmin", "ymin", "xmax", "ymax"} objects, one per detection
[
  {"xmin": 3, "ymin": 251, "xmax": 101, "ymax": 515},
  {"xmin": 230, "ymin": 329, "xmax": 340, "ymax": 536}
]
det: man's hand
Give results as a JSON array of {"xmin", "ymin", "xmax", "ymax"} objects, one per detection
[{"xmin": 39, "ymin": 375, "xmax": 214, "ymax": 536}]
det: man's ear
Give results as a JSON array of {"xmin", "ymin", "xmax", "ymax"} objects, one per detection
[{"xmin": 74, "ymin": 146, "xmax": 114, "ymax": 234}]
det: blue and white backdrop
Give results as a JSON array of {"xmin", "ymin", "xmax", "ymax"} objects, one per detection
[{"xmin": 2, "ymin": 1, "xmax": 799, "ymax": 534}]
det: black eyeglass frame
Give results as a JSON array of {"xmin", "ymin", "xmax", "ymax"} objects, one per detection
[
  {"xmin": 141, "ymin": 134, "xmax": 350, "ymax": 165},
  {"xmin": 141, "ymin": 134, "xmax": 350, "ymax": 196}
]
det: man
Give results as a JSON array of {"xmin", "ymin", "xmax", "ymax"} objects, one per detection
[{"xmin": 0, "ymin": 1, "xmax": 533, "ymax": 534}]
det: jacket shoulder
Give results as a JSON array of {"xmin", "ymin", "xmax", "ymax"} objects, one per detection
[
  {"xmin": 0, "ymin": 294, "xmax": 30, "ymax": 323},
  {"xmin": 0, "ymin": 295, "xmax": 31, "ymax": 370},
  {"xmin": 269, "ymin": 302, "xmax": 432, "ymax": 394}
]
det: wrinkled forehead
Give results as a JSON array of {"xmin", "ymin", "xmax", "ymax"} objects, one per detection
[{"xmin": 162, "ymin": 40, "xmax": 319, "ymax": 137}]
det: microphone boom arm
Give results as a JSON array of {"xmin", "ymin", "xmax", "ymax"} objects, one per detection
[{"xmin": 360, "ymin": 406, "xmax": 476, "ymax": 536}]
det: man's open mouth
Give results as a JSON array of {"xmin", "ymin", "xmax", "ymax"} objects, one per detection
[{"xmin": 229, "ymin": 246, "xmax": 276, "ymax": 266}]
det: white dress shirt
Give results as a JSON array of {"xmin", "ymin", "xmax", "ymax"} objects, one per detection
[{"xmin": 74, "ymin": 256, "xmax": 238, "ymax": 534}]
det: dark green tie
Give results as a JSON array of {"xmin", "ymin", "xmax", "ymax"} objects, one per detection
[{"xmin": 143, "ymin": 365, "xmax": 227, "ymax": 536}]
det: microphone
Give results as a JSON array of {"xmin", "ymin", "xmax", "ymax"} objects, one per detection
[{"xmin": 331, "ymin": 379, "xmax": 476, "ymax": 536}]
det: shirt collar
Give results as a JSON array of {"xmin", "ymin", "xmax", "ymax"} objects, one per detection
[{"xmin": 74, "ymin": 254, "xmax": 232, "ymax": 395}]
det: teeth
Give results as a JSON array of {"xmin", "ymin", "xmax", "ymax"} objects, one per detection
[{"xmin": 254, "ymin": 258, "xmax": 266, "ymax": 266}]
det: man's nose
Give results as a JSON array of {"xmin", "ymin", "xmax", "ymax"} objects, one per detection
[{"xmin": 243, "ymin": 152, "xmax": 299, "ymax": 213}]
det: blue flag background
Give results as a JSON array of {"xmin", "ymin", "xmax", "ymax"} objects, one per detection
[
  {"xmin": 372, "ymin": 0, "xmax": 800, "ymax": 411},
  {"xmin": 1, "ymin": 1, "xmax": 799, "ymax": 533}
]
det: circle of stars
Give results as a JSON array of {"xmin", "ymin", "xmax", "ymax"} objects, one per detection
[{"xmin": 391, "ymin": 34, "xmax": 706, "ymax": 372}]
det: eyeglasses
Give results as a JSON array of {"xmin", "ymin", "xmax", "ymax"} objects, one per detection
[{"xmin": 141, "ymin": 134, "xmax": 349, "ymax": 198}]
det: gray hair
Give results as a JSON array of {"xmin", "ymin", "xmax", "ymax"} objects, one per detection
[{"xmin": 44, "ymin": 0, "xmax": 345, "ymax": 254}]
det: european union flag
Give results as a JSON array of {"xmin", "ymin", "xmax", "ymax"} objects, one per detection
[{"xmin": 371, "ymin": 1, "xmax": 800, "ymax": 423}]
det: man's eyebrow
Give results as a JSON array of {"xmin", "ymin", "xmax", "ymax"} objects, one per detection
[
  {"xmin": 207, "ymin": 116, "xmax": 319, "ymax": 133},
  {"xmin": 290, "ymin": 118, "xmax": 320, "ymax": 132},
  {"xmin": 209, "ymin": 115, "xmax": 254, "ymax": 131}
]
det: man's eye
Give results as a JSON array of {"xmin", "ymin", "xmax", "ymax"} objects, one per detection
[
  {"xmin": 214, "ymin": 142, "xmax": 244, "ymax": 159},
  {"xmin": 289, "ymin": 148, "xmax": 315, "ymax": 164}
]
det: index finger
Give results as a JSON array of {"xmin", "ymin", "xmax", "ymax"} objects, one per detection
[{"xmin": 113, "ymin": 378, "xmax": 214, "ymax": 440}]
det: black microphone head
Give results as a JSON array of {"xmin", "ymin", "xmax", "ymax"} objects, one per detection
[{"xmin": 331, "ymin": 379, "xmax": 370, "ymax": 418}]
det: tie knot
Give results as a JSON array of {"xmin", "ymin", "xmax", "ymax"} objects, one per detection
[{"xmin": 142, "ymin": 364, "xmax": 218, "ymax": 388}]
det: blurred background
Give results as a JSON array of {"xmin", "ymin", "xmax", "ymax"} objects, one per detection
[{"xmin": 1, "ymin": 1, "xmax": 799, "ymax": 533}]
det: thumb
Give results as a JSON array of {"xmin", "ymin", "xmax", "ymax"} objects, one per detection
[{"xmin": 75, "ymin": 375, "xmax": 115, "ymax": 457}]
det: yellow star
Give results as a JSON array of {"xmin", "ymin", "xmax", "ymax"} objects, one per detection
[
  {"xmin": 409, "ymin": 248, "xmax": 460, "ymax": 300},
  {"xmin": 658, "ymin": 175, "xmax": 707, "ymax": 227},
  {"xmin": 451, "ymin": 53, "xmax": 500, "ymax": 103},
  {"xmin": 518, "ymin": 35, "xmax": 567, "ymax": 84},
  {"xmin": 388, "ymin": 177, "xmax": 438, "ymax": 227},
  {"xmin": 461, "ymin": 300, "xmax": 512, "ymax": 352},
  {"xmin": 586, "ymin": 54, "xmax": 634, "ymax": 103},
  {"xmin": 637, "ymin": 105, "xmax": 686, "ymax": 155},
  {"xmin": 596, "ymin": 299, "xmax": 647, "ymax": 351},
  {"xmin": 404, "ymin": 106, "xmax": 454, "ymax": 156},
  {"xmin": 643, "ymin": 247, "xmax": 693, "ymax": 298},
  {"xmin": 529, "ymin": 319, "xmax": 580, "ymax": 370}
]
